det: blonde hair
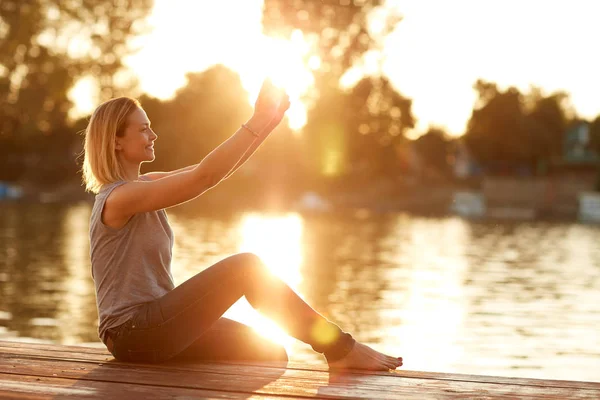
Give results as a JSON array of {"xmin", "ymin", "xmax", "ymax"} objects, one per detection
[{"xmin": 82, "ymin": 97, "xmax": 141, "ymax": 193}]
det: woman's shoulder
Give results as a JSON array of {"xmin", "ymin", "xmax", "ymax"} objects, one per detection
[
  {"xmin": 99, "ymin": 176, "xmax": 151, "ymax": 194},
  {"xmin": 91, "ymin": 180, "xmax": 137, "ymax": 233},
  {"xmin": 92, "ymin": 180, "xmax": 127, "ymax": 218},
  {"xmin": 99, "ymin": 180, "xmax": 127, "ymax": 193}
]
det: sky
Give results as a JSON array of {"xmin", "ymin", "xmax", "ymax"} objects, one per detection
[{"xmin": 71, "ymin": 0, "xmax": 600, "ymax": 137}]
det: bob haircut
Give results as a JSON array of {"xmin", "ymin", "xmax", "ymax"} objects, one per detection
[{"xmin": 82, "ymin": 97, "xmax": 141, "ymax": 193}]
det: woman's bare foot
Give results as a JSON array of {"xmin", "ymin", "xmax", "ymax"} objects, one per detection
[{"xmin": 328, "ymin": 342, "xmax": 403, "ymax": 371}]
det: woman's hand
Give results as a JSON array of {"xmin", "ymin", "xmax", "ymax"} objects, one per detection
[{"xmin": 252, "ymin": 78, "xmax": 291, "ymax": 133}]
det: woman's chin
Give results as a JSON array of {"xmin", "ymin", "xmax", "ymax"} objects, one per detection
[{"xmin": 145, "ymin": 151, "xmax": 155, "ymax": 162}]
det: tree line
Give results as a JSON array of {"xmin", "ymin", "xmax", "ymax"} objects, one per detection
[{"xmin": 1, "ymin": 0, "xmax": 598, "ymax": 189}]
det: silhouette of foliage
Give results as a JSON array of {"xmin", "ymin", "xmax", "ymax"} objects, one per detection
[
  {"xmin": 140, "ymin": 65, "xmax": 253, "ymax": 173},
  {"xmin": 591, "ymin": 116, "xmax": 600, "ymax": 191},
  {"xmin": 139, "ymin": 65, "xmax": 306, "ymax": 207},
  {"xmin": 590, "ymin": 116, "xmax": 600, "ymax": 156},
  {"xmin": 463, "ymin": 80, "xmax": 571, "ymax": 173},
  {"xmin": 262, "ymin": 0, "xmax": 399, "ymax": 87},
  {"xmin": 300, "ymin": 76, "xmax": 414, "ymax": 179},
  {"xmin": 413, "ymin": 127, "xmax": 452, "ymax": 177},
  {"xmin": 526, "ymin": 89, "xmax": 570, "ymax": 162},
  {"xmin": 0, "ymin": 0, "xmax": 153, "ymax": 182},
  {"xmin": 263, "ymin": 1, "xmax": 409, "ymax": 181}
]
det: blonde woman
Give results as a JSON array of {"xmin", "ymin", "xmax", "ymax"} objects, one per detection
[{"xmin": 83, "ymin": 79, "xmax": 402, "ymax": 370}]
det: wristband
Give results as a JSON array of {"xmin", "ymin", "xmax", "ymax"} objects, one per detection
[{"xmin": 241, "ymin": 123, "xmax": 260, "ymax": 138}]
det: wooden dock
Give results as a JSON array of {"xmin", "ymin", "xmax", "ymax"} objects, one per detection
[{"xmin": 1, "ymin": 340, "xmax": 598, "ymax": 399}]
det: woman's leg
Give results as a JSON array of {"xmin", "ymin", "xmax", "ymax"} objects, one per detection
[
  {"xmin": 114, "ymin": 253, "xmax": 352, "ymax": 363},
  {"xmin": 168, "ymin": 318, "xmax": 288, "ymax": 363}
]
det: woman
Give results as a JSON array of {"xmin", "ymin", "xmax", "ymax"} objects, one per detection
[{"xmin": 83, "ymin": 79, "xmax": 402, "ymax": 370}]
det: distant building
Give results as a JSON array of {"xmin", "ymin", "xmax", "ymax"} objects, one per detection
[
  {"xmin": 452, "ymin": 140, "xmax": 481, "ymax": 179},
  {"xmin": 563, "ymin": 122, "xmax": 599, "ymax": 164}
]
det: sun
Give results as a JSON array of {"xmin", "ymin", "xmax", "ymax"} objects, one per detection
[
  {"xmin": 263, "ymin": 34, "xmax": 316, "ymax": 131},
  {"xmin": 234, "ymin": 30, "xmax": 318, "ymax": 132},
  {"xmin": 69, "ymin": 1, "xmax": 320, "ymax": 132}
]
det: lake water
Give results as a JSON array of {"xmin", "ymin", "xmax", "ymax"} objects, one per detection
[{"xmin": 1, "ymin": 202, "xmax": 599, "ymax": 382}]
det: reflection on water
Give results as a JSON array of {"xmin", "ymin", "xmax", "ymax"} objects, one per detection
[
  {"xmin": 1, "ymin": 202, "xmax": 599, "ymax": 382},
  {"xmin": 229, "ymin": 213, "xmax": 304, "ymax": 347}
]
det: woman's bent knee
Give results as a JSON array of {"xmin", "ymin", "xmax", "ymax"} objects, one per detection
[
  {"xmin": 232, "ymin": 253, "xmax": 269, "ymax": 276},
  {"xmin": 234, "ymin": 252, "xmax": 263, "ymax": 266}
]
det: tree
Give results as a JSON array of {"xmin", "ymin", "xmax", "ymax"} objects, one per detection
[
  {"xmin": 140, "ymin": 65, "xmax": 306, "ymax": 208},
  {"xmin": 526, "ymin": 89, "xmax": 570, "ymax": 163},
  {"xmin": 262, "ymin": 0, "xmax": 399, "ymax": 89},
  {"xmin": 463, "ymin": 81, "xmax": 529, "ymax": 168},
  {"xmin": 590, "ymin": 115, "xmax": 600, "ymax": 190},
  {"xmin": 589, "ymin": 115, "xmax": 600, "ymax": 156},
  {"xmin": 0, "ymin": 0, "xmax": 154, "ymax": 182},
  {"xmin": 463, "ymin": 80, "xmax": 572, "ymax": 174},
  {"xmin": 139, "ymin": 65, "xmax": 254, "ymax": 173},
  {"xmin": 262, "ymin": 1, "xmax": 411, "ymax": 182},
  {"xmin": 413, "ymin": 127, "xmax": 452, "ymax": 177}
]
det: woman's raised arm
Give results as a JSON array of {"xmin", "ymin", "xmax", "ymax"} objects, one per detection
[{"xmin": 102, "ymin": 80, "xmax": 289, "ymax": 229}]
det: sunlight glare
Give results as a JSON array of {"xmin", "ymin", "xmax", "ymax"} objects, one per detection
[
  {"xmin": 223, "ymin": 213, "xmax": 305, "ymax": 347},
  {"xmin": 384, "ymin": 218, "xmax": 470, "ymax": 372},
  {"xmin": 125, "ymin": 0, "xmax": 316, "ymax": 133},
  {"xmin": 307, "ymin": 55, "xmax": 321, "ymax": 71},
  {"xmin": 67, "ymin": 76, "xmax": 97, "ymax": 120},
  {"xmin": 59, "ymin": 203, "xmax": 96, "ymax": 344},
  {"xmin": 241, "ymin": 30, "xmax": 315, "ymax": 132},
  {"xmin": 71, "ymin": 0, "xmax": 600, "ymax": 137}
]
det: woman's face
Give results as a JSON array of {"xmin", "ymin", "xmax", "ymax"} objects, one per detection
[{"xmin": 116, "ymin": 107, "xmax": 157, "ymax": 164}]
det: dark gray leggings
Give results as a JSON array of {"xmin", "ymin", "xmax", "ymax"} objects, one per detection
[{"xmin": 107, "ymin": 253, "xmax": 354, "ymax": 363}]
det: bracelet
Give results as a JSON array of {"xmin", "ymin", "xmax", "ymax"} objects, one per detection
[{"xmin": 241, "ymin": 123, "xmax": 260, "ymax": 138}]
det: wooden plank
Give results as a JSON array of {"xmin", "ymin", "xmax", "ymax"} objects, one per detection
[
  {"xmin": 3, "ymin": 340, "xmax": 599, "ymax": 399},
  {"xmin": 0, "ymin": 341, "xmax": 109, "ymax": 357},
  {"xmin": 0, "ymin": 345, "xmax": 290, "ymax": 378},
  {"xmin": 0, "ymin": 372, "xmax": 312, "ymax": 400},
  {"xmin": 2, "ymin": 341, "xmax": 599, "ymax": 391},
  {"xmin": 2, "ymin": 350, "xmax": 593, "ymax": 398},
  {"xmin": 1, "ymin": 352, "xmax": 599, "ymax": 399}
]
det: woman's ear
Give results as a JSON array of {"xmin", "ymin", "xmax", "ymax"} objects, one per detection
[{"xmin": 115, "ymin": 138, "xmax": 123, "ymax": 151}]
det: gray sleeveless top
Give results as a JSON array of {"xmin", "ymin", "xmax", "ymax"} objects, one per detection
[{"xmin": 89, "ymin": 179, "xmax": 175, "ymax": 343}]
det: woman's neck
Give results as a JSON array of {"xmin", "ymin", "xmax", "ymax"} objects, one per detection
[{"xmin": 120, "ymin": 159, "xmax": 141, "ymax": 182}]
